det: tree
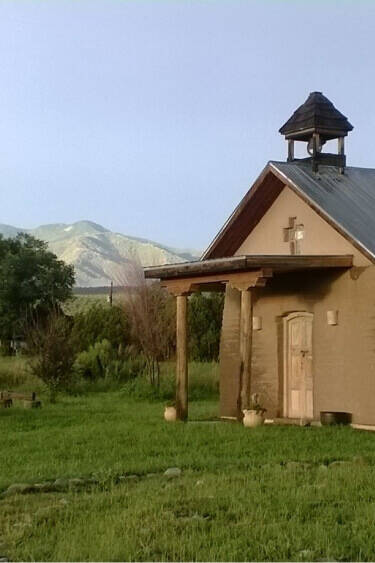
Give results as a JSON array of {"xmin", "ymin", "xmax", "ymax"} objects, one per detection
[
  {"xmin": 188, "ymin": 292, "xmax": 224, "ymax": 362},
  {"xmin": 0, "ymin": 234, "xmax": 75, "ymax": 346},
  {"xmin": 70, "ymin": 303, "xmax": 130, "ymax": 354},
  {"xmin": 120, "ymin": 264, "xmax": 175, "ymax": 387}
]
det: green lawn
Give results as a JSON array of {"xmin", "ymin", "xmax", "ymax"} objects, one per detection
[{"xmin": 2, "ymin": 392, "xmax": 375, "ymax": 561}]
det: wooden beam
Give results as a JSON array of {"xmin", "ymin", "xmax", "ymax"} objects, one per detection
[
  {"xmin": 162, "ymin": 269, "xmax": 272, "ymax": 295},
  {"xmin": 145, "ymin": 254, "xmax": 353, "ymax": 281},
  {"xmin": 176, "ymin": 294, "xmax": 188, "ymax": 421},
  {"xmin": 239, "ymin": 289, "xmax": 253, "ymax": 417}
]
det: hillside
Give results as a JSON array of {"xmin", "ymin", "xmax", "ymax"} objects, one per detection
[{"xmin": 0, "ymin": 221, "xmax": 200, "ymax": 287}]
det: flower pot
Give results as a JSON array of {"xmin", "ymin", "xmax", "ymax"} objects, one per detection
[
  {"xmin": 243, "ymin": 409, "xmax": 265, "ymax": 428},
  {"xmin": 320, "ymin": 411, "xmax": 352, "ymax": 426},
  {"xmin": 164, "ymin": 406, "xmax": 177, "ymax": 422}
]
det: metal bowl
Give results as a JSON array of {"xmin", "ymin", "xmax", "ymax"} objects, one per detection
[{"xmin": 320, "ymin": 411, "xmax": 352, "ymax": 426}]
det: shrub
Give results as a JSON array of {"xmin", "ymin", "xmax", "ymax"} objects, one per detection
[
  {"xmin": 74, "ymin": 340, "xmax": 145, "ymax": 386},
  {"xmin": 74, "ymin": 339, "xmax": 115, "ymax": 380},
  {"xmin": 26, "ymin": 312, "xmax": 76, "ymax": 402}
]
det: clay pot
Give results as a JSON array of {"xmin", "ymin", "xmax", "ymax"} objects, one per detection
[
  {"xmin": 164, "ymin": 406, "xmax": 177, "ymax": 422},
  {"xmin": 242, "ymin": 409, "xmax": 265, "ymax": 428}
]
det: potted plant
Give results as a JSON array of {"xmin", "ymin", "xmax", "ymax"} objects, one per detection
[
  {"xmin": 243, "ymin": 393, "xmax": 267, "ymax": 427},
  {"xmin": 164, "ymin": 401, "xmax": 177, "ymax": 422}
]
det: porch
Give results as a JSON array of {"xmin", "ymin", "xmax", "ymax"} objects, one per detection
[{"xmin": 144, "ymin": 254, "xmax": 353, "ymax": 421}]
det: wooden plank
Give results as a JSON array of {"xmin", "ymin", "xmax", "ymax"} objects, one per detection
[
  {"xmin": 176, "ymin": 295, "xmax": 188, "ymax": 421},
  {"xmin": 202, "ymin": 170, "xmax": 285, "ymax": 259}
]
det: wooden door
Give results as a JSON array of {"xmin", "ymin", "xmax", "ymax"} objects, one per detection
[{"xmin": 283, "ymin": 312, "xmax": 313, "ymax": 419}]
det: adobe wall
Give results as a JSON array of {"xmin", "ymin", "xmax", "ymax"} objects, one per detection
[
  {"xmin": 235, "ymin": 186, "xmax": 370, "ymax": 267},
  {"xmin": 220, "ymin": 265, "xmax": 375, "ymax": 425}
]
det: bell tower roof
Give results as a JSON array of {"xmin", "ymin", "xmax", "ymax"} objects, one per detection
[{"xmin": 279, "ymin": 91, "xmax": 353, "ymax": 142}]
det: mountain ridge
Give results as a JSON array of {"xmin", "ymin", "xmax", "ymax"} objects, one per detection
[{"xmin": 0, "ymin": 221, "xmax": 200, "ymax": 287}]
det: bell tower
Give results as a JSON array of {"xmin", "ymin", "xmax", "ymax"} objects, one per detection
[{"xmin": 279, "ymin": 92, "xmax": 353, "ymax": 173}]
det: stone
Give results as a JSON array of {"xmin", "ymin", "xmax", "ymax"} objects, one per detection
[
  {"xmin": 2, "ymin": 483, "xmax": 34, "ymax": 496},
  {"xmin": 164, "ymin": 467, "xmax": 182, "ymax": 479},
  {"xmin": 0, "ymin": 557, "xmax": 9, "ymax": 562},
  {"xmin": 53, "ymin": 478, "xmax": 69, "ymax": 491},
  {"xmin": 146, "ymin": 473, "xmax": 157, "ymax": 478},
  {"xmin": 329, "ymin": 460, "xmax": 352, "ymax": 469},
  {"xmin": 33, "ymin": 482, "xmax": 55, "ymax": 492},
  {"xmin": 317, "ymin": 464, "xmax": 328, "ymax": 473}
]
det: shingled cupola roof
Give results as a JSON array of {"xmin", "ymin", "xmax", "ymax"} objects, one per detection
[{"xmin": 279, "ymin": 91, "xmax": 353, "ymax": 142}]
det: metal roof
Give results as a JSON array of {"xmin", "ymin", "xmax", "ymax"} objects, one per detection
[{"xmin": 270, "ymin": 161, "xmax": 375, "ymax": 259}]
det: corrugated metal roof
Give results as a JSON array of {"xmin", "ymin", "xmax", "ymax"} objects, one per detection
[{"xmin": 270, "ymin": 161, "xmax": 375, "ymax": 259}]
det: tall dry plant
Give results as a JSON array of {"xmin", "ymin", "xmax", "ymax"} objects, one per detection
[
  {"xmin": 26, "ymin": 310, "xmax": 75, "ymax": 402},
  {"xmin": 117, "ymin": 263, "xmax": 175, "ymax": 388}
]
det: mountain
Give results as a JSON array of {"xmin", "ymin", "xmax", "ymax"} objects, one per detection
[{"xmin": 0, "ymin": 221, "xmax": 200, "ymax": 287}]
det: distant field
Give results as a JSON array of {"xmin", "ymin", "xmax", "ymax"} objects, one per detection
[{"xmin": 2, "ymin": 384, "xmax": 375, "ymax": 560}]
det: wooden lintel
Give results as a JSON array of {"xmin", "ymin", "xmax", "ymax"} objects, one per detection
[{"xmin": 161, "ymin": 269, "xmax": 272, "ymax": 296}]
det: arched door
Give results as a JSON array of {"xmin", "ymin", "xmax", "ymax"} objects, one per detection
[{"xmin": 283, "ymin": 312, "xmax": 313, "ymax": 419}]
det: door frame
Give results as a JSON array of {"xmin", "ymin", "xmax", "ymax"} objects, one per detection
[{"xmin": 283, "ymin": 311, "xmax": 314, "ymax": 418}]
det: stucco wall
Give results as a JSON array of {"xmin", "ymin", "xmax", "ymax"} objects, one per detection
[
  {"xmin": 235, "ymin": 186, "xmax": 370, "ymax": 267},
  {"xmin": 220, "ymin": 266, "xmax": 375, "ymax": 425}
]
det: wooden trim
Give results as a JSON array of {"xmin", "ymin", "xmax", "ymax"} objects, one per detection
[{"xmin": 201, "ymin": 165, "xmax": 284, "ymax": 259}]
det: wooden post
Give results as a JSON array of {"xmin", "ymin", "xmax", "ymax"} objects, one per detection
[
  {"xmin": 176, "ymin": 294, "xmax": 188, "ymax": 421},
  {"xmin": 287, "ymin": 139, "xmax": 294, "ymax": 162},
  {"xmin": 239, "ymin": 289, "xmax": 253, "ymax": 416}
]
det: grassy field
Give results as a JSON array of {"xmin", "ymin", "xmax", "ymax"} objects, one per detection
[{"xmin": 2, "ymin": 363, "xmax": 375, "ymax": 560}]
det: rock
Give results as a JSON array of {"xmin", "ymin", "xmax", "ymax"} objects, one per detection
[
  {"xmin": 195, "ymin": 479, "xmax": 204, "ymax": 486},
  {"xmin": 118, "ymin": 474, "xmax": 138, "ymax": 482},
  {"xmin": 0, "ymin": 557, "xmax": 9, "ymax": 562},
  {"xmin": 317, "ymin": 464, "xmax": 328, "ymax": 473},
  {"xmin": 146, "ymin": 473, "xmax": 157, "ymax": 478},
  {"xmin": 2, "ymin": 483, "xmax": 34, "ymax": 497},
  {"xmin": 329, "ymin": 460, "xmax": 352, "ymax": 469},
  {"xmin": 164, "ymin": 467, "xmax": 182, "ymax": 479},
  {"xmin": 33, "ymin": 482, "xmax": 55, "ymax": 493},
  {"xmin": 53, "ymin": 478, "xmax": 69, "ymax": 491}
]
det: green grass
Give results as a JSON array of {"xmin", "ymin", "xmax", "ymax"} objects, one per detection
[
  {"xmin": 2, "ymin": 359, "xmax": 375, "ymax": 561},
  {"xmin": 2, "ymin": 394, "xmax": 375, "ymax": 561}
]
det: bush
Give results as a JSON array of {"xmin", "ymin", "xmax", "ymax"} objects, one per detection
[
  {"xmin": 74, "ymin": 340, "xmax": 146, "ymax": 388},
  {"xmin": 71, "ymin": 304, "xmax": 129, "ymax": 354},
  {"xmin": 27, "ymin": 313, "xmax": 76, "ymax": 402},
  {"xmin": 74, "ymin": 339, "xmax": 115, "ymax": 380},
  {"xmin": 188, "ymin": 293, "xmax": 224, "ymax": 362},
  {"xmin": 121, "ymin": 361, "xmax": 219, "ymax": 402}
]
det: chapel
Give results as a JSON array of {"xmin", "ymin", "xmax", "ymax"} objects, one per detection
[{"xmin": 145, "ymin": 92, "xmax": 375, "ymax": 429}]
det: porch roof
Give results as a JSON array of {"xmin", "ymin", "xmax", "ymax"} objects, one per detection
[{"xmin": 144, "ymin": 254, "xmax": 353, "ymax": 281}]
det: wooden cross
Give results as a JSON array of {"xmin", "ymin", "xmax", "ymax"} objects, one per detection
[{"xmin": 283, "ymin": 217, "xmax": 304, "ymax": 255}]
